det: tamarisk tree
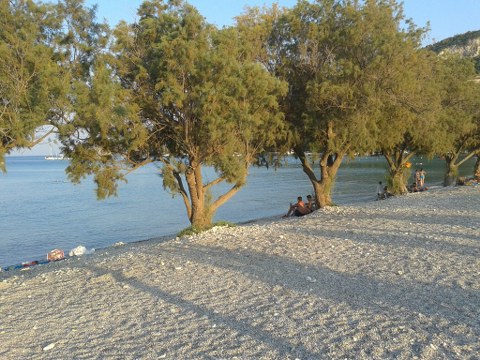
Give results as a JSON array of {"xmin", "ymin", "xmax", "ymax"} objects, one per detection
[
  {"xmin": 435, "ymin": 56, "xmax": 480, "ymax": 185},
  {"xmin": 243, "ymin": 0, "xmax": 429, "ymax": 206},
  {"xmin": 0, "ymin": 0, "xmax": 63, "ymax": 170},
  {"xmin": 62, "ymin": 0, "xmax": 286, "ymax": 229},
  {"xmin": 0, "ymin": 0, "xmax": 108, "ymax": 171}
]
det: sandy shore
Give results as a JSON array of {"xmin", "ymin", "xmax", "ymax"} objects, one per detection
[{"xmin": 1, "ymin": 186, "xmax": 479, "ymax": 359}]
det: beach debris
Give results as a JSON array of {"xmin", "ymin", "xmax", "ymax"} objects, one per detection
[
  {"xmin": 69, "ymin": 245, "xmax": 86, "ymax": 256},
  {"xmin": 69, "ymin": 245, "xmax": 95, "ymax": 257},
  {"xmin": 43, "ymin": 343, "xmax": 55, "ymax": 351},
  {"xmin": 114, "ymin": 242, "xmax": 125, "ymax": 247},
  {"xmin": 1, "ymin": 260, "xmax": 47, "ymax": 272},
  {"xmin": 47, "ymin": 249, "xmax": 65, "ymax": 261},
  {"xmin": 306, "ymin": 276, "xmax": 317, "ymax": 283}
]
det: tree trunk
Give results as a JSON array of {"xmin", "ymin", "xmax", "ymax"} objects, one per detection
[
  {"xmin": 190, "ymin": 202, "xmax": 212, "ymax": 230},
  {"xmin": 474, "ymin": 153, "xmax": 480, "ymax": 181},
  {"xmin": 444, "ymin": 155, "xmax": 458, "ymax": 186},
  {"xmin": 384, "ymin": 151, "xmax": 413, "ymax": 195},
  {"xmin": 390, "ymin": 168, "xmax": 409, "ymax": 195},
  {"xmin": 184, "ymin": 163, "xmax": 212, "ymax": 230},
  {"xmin": 311, "ymin": 176, "xmax": 335, "ymax": 208},
  {"xmin": 182, "ymin": 160, "xmax": 246, "ymax": 230},
  {"xmin": 296, "ymin": 148, "xmax": 344, "ymax": 208}
]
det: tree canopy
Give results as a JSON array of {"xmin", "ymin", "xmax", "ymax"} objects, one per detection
[
  {"xmin": 2, "ymin": 0, "xmax": 479, "ymax": 226},
  {"xmin": 434, "ymin": 55, "xmax": 480, "ymax": 185},
  {"xmin": 61, "ymin": 0, "xmax": 287, "ymax": 228},
  {"xmin": 0, "ymin": 0, "xmax": 63, "ymax": 171}
]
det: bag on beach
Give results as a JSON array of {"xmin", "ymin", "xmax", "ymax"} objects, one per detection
[{"xmin": 47, "ymin": 249, "xmax": 65, "ymax": 261}]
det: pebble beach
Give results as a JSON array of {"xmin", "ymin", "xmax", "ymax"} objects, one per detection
[{"xmin": 1, "ymin": 186, "xmax": 479, "ymax": 359}]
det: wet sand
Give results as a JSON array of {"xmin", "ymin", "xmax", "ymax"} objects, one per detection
[{"xmin": 1, "ymin": 186, "xmax": 479, "ymax": 359}]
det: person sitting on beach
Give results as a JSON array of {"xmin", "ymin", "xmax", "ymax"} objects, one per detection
[
  {"xmin": 408, "ymin": 182, "xmax": 418, "ymax": 192},
  {"xmin": 380, "ymin": 185, "xmax": 392, "ymax": 199},
  {"xmin": 284, "ymin": 196, "xmax": 310, "ymax": 217},
  {"xmin": 415, "ymin": 169, "xmax": 421, "ymax": 187},
  {"xmin": 306, "ymin": 195, "xmax": 316, "ymax": 212}
]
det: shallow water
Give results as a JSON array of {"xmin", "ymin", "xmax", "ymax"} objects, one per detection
[{"xmin": 0, "ymin": 155, "xmax": 475, "ymax": 266}]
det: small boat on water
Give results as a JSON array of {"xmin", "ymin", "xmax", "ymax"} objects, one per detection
[
  {"xmin": 45, "ymin": 154, "xmax": 65, "ymax": 160},
  {"xmin": 45, "ymin": 142, "xmax": 66, "ymax": 160}
]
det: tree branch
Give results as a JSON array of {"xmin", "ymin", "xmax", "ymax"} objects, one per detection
[
  {"xmin": 204, "ymin": 177, "xmax": 224, "ymax": 191},
  {"xmin": 210, "ymin": 182, "xmax": 242, "ymax": 214},
  {"xmin": 294, "ymin": 145, "xmax": 319, "ymax": 183},
  {"xmin": 457, "ymin": 150, "xmax": 477, "ymax": 166},
  {"xmin": 29, "ymin": 128, "xmax": 55, "ymax": 147}
]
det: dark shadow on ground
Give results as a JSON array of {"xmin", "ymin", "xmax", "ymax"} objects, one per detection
[{"xmin": 159, "ymin": 243, "xmax": 480, "ymax": 329}]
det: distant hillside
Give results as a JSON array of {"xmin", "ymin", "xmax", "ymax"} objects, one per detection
[{"xmin": 426, "ymin": 30, "xmax": 480, "ymax": 72}]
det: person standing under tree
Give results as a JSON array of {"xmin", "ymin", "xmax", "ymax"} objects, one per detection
[
  {"xmin": 377, "ymin": 181, "xmax": 384, "ymax": 200},
  {"xmin": 420, "ymin": 169, "xmax": 426, "ymax": 187}
]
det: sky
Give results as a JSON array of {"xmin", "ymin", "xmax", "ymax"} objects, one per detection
[
  {"xmin": 12, "ymin": 0, "xmax": 480, "ymax": 156},
  {"xmin": 83, "ymin": 0, "xmax": 480, "ymax": 45}
]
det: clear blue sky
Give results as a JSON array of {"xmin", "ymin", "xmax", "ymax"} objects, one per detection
[
  {"xmin": 12, "ymin": 0, "xmax": 480, "ymax": 156},
  {"xmin": 85, "ymin": 0, "xmax": 480, "ymax": 45}
]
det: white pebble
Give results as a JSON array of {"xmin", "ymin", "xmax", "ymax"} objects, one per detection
[{"xmin": 43, "ymin": 343, "xmax": 55, "ymax": 351}]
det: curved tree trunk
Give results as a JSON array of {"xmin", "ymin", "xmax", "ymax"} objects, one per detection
[
  {"xmin": 296, "ymin": 148, "xmax": 344, "ymax": 208},
  {"xmin": 384, "ymin": 150, "xmax": 413, "ymax": 195},
  {"xmin": 442, "ymin": 150, "xmax": 477, "ymax": 186},
  {"xmin": 444, "ymin": 155, "xmax": 459, "ymax": 186},
  {"xmin": 183, "ymin": 161, "xmax": 246, "ymax": 230},
  {"xmin": 311, "ymin": 176, "xmax": 335, "ymax": 208}
]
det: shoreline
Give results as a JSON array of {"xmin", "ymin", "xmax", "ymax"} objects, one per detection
[
  {"xmin": 2, "ymin": 155, "xmax": 476, "ymax": 268},
  {"xmin": 1, "ymin": 185, "xmax": 479, "ymax": 358},
  {"xmin": 0, "ymin": 184, "xmax": 457, "ymax": 272}
]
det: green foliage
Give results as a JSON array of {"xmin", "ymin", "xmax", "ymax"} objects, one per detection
[
  {"xmin": 0, "ymin": 0, "xmax": 65, "ymax": 168},
  {"xmin": 4, "ymin": 0, "xmax": 480, "ymax": 217},
  {"xmin": 475, "ymin": 56, "xmax": 480, "ymax": 73},
  {"xmin": 239, "ymin": 0, "xmax": 432, "ymax": 202},
  {"xmin": 435, "ymin": 55, "xmax": 480, "ymax": 156},
  {"xmin": 59, "ymin": 0, "xmax": 286, "ymax": 228},
  {"xmin": 0, "ymin": 0, "xmax": 110, "ymax": 172}
]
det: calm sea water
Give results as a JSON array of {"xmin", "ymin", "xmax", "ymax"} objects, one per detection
[{"xmin": 0, "ymin": 155, "xmax": 475, "ymax": 266}]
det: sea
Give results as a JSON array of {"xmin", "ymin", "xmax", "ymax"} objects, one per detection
[{"xmin": 0, "ymin": 155, "xmax": 475, "ymax": 267}]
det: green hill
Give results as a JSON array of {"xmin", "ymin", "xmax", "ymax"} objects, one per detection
[{"xmin": 426, "ymin": 30, "xmax": 480, "ymax": 72}]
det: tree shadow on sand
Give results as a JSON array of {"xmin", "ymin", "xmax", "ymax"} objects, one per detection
[
  {"xmin": 158, "ymin": 244, "xmax": 480, "ymax": 328},
  {"xmin": 88, "ymin": 239, "xmax": 480, "ymax": 358}
]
